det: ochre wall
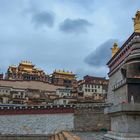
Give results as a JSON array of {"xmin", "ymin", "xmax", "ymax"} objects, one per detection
[{"xmin": 0, "ymin": 80, "xmax": 64, "ymax": 91}]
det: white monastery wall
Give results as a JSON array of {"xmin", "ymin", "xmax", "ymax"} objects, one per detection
[{"xmin": 0, "ymin": 113, "xmax": 74, "ymax": 135}]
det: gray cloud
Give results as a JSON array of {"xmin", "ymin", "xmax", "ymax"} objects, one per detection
[
  {"xmin": 31, "ymin": 11, "xmax": 55, "ymax": 28},
  {"xmin": 85, "ymin": 39, "xmax": 122, "ymax": 67},
  {"xmin": 59, "ymin": 19, "xmax": 92, "ymax": 34}
]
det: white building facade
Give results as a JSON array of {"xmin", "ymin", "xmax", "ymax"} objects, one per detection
[{"xmin": 78, "ymin": 75, "xmax": 108, "ymax": 100}]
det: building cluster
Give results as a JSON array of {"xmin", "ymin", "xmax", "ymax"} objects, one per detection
[
  {"xmin": 78, "ymin": 75, "xmax": 108, "ymax": 101},
  {"xmin": 0, "ymin": 86, "xmax": 77, "ymax": 105},
  {"xmin": 0, "ymin": 61, "xmax": 109, "ymax": 105},
  {"xmin": 0, "ymin": 86, "xmax": 45, "ymax": 105},
  {"xmin": 6, "ymin": 61, "xmax": 48, "ymax": 82},
  {"xmin": 4, "ymin": 61, "xmax": 76, "ymax": 88}
]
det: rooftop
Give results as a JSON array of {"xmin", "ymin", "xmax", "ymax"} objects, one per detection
[
  {"xmin": 54, "ymin": 70, "xmax": 75, "ymax": 75},
  {"xmin": 19, "ymin": 61, "xmax": 33, "ymax": 66}
]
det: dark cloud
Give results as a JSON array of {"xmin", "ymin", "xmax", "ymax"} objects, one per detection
[
  {"xmin": 59, "ymin": 18, "xmax": 92, "ymax": 34},
  {"xmin": 31, "ymin": 11, "xmax": 55, "ymax": 28},
  {"xmin": 85, "ymin": 39, "xmax": 122, "ymax": 67}
]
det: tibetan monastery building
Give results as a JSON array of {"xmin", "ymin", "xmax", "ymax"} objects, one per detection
[
  {"xmin": 107, "ymin": 11, "xmax": 140, "ymax": 105},
  {"xmin": 5, "ymin": 61, "xmax": 48, "ymax": 82},
  {"xmin": 51, "ymin": 70, "xmax": 77, "ymax": 87}
]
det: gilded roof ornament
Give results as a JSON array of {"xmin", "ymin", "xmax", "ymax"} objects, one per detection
[
  {"xmin": 111, "ymin": 42, "xmax": 119, "ymax": 57},
  {"xmin": 55, "ymin": 69, "xmax": 74, "ymax": 75},
  {"xmin": 133, "ymin": 10, "xmax": 140, "ymax": 33}
]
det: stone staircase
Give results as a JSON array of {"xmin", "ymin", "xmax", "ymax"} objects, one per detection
[{"xmin": 49, "ymin": 131, "xmax": 81, "ymax": 140}]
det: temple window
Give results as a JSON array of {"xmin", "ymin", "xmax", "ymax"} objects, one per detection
[{"xmin": 126, "ymin": 62, "xmax": 140, "ymax": 78}]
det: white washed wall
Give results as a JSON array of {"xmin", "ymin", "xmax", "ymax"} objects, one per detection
[{"xmin": 0, "ymin": 113, "xmax": 74, "ymax": 135}]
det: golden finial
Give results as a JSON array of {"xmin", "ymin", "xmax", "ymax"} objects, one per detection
[
  {"xmin": 111, "ymin": 42, "xmax": 119, "ymax": 57},
  {"xmin": 133, "ymin": 11, "xmax": 140, "ymax": 33}
]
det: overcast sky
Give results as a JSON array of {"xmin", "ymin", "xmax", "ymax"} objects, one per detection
[{"xmin": 0, "ymin": 0, "xmax": 140, "ymax": 79}]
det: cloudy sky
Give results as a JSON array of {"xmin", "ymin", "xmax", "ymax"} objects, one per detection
[{"xmin": 0, "ymin": 0, "xmax": 140, "ymax": 79}]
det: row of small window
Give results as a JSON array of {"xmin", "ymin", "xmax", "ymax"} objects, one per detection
[
  {"xmin": 0, "ymin": 90, "xmax": 25, "ymax": 95},
  {"xmin": 11, "ymin": 75, "xmax": 41, "ymax": 80},
  {"xmin": 94, "ymin": 94, "xmax": 103, "ymax": 97},
  {"xmin": 0, "ymin": 90, "xmax": 10, "ymax": 93},
  {"xmin": 60, "ymin": 92, "xmax": 70, "ymax": 95},
  {"xmin": 85, "ymin": 89, "xmax": 97, "ymax": 92},
  {"xmin": 13, "ymin": 95, "xmax": 22, "ymax": 98},
  {"xmin": 85, "ymin": 84, "xmax": 101, "ymax": 89}
]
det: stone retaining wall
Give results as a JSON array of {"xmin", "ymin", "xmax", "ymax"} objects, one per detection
[
  {"xmin": 0, "ymin": 114, "xmax": 74, "ymax": 135},
  {"xmin": 74, "ymin": 107, "xmax": 110, "ymax": 131},
  {"xmin": 0, "ymin": 104, "xmax": 110, "ymax": 135}
]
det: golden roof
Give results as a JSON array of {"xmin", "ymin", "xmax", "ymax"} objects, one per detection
[
  {"xmin": 54, "ymin": 70, "xmax": 75, "ymax": 75},
  {"xmin": 7, "ymin": 61, "xmax": 47, "ymax": 76},
  {"xmin": 19, "ymin": 61, "xmax": 33, "ymax": 66}
]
